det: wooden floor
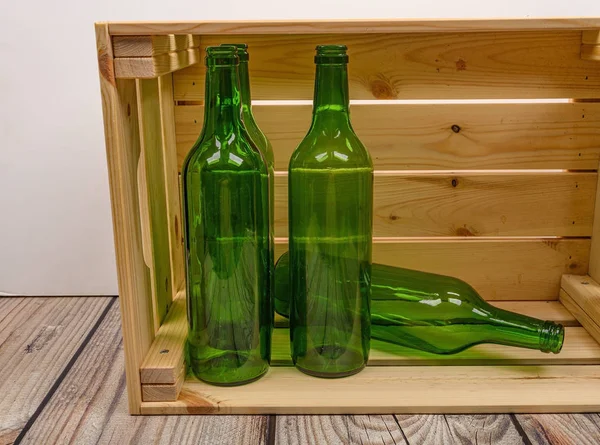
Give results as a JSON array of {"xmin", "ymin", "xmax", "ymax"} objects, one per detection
[{"xmin": 2, "ymin": 297, "xmax": 600, "ymax": 444}]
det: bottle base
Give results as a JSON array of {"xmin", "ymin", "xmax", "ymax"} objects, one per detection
[
  {"xmin": 295, "ymin": 362, "xmax": 366, "ymax": 379},
  {"xmin": 192, "ymin": 366, "xmax": 268, "ymax": 387}
]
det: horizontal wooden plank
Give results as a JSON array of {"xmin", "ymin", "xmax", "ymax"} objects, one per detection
[
  {"xmin": 140, "ymin": 291, "xmax": 185, "ymax": 384},
  {"xmin": 270, "ymin": 172, "xmax": 596, "ymax": 237},
  {"xmin": 175, "ymin": 102, "xmax": 600, "ymax": 171},
  {"xmin": 113, "ymin": 34, "xmax": 199, "ymax": 57},
  {"xmin": 115, "ymin": 48, "xmax": 200, "ymax": 79},
  {"xmin": 275, "ymin": 300, "xmax": 579, "ymax": 328},
  {"xmin": 274, "ymin": 238, "xmax": 590, "ymax": 301},
  {"xmin": 142, "ymin": 364, "xmax": 185, "ymax": 402},
  {"xmin": 107, "ymin": 18, "xmax": 600, "ymax": 36},
  {"xmin": 140, "ymin": 365, "xmax": 600, "ymax": 414},
  {"xmin": 270, "ymin": 327, "xmax": 600, "ymax": 366},
  {"xmin": 173, "ymin": 31, "xmax": 600, "ymax": 100}
]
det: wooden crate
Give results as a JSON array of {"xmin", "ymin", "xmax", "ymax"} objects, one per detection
[{"xmin": 95, "ymin": 19, "xmax": 600, "ymax": 415}]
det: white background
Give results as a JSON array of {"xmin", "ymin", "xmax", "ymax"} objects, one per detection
[{"xmin": 1, "ymin": 0, "xmax": 599, "ymax": 296}]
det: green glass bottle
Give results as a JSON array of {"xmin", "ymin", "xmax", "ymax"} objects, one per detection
[
  {"xmin": 288, "ymin": 45, "xmax": 373, "ymax": 377},
  {"xmin": 275, "ymin": 252, "xmax": 564, "ymax": 355},
  {"xmin": 182, "ymin": 46, "xmax": 271, "ymax": 386}
]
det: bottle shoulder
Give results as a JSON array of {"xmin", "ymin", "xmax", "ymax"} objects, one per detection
[
  {"xmin": 289, "ymin": 124, "xmax": 373, "ymax": 170},
  {"xmin": 183, "ymin": 128, "xmax": 267, "ymax": 175},
  {"xmin": 242, "ymin": 112, "xmax": 275, "ymax": 169}
]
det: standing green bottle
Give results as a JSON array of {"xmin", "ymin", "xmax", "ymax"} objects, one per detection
[
  {"xmin": 275, "ymin": 252, "xmax": 564, "ymax": 355},
  {"xmin": 289, "ymin": 45, "xmax": 373, "ymax": 377},
  {"xmin": 182, "ymin": 46, "xmax": 271, "ymax": 386}
]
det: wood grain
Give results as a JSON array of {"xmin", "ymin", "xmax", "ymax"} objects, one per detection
[
  {"xmin": 270, "ymin": 327, "xmax": 600, "ymax": 366},
  {"xmin": 173, "ymin": 31, "xmax": 600, "ymax": 100},
  {"xmin": 275, "ymin": 415, "xmax": 407, "ymax": 444},
  {"xmin": 106, "ymin": 18, "xmax": 600, "ymax": 36},
  {"xmin": 175, "ymin": 102, "xmax": 600, "ymax": 171},
  {"xmin": 444, "ymin": 415, "xmax": 525, "ymax": 445},
  {"xmin": 560, "ymin": 275, "xmax": 600, "ymax": 344},
  {"xmin": 137, "ymin": 78, "xmax": 174, "ymax": 327},
  {"xmin": 116, "ymin": 48, "xmax": 200, "ymax": 79},
  {"xmin": 19, "ymin": 302, "xmax": 269, "ymax": 445},
  {"xmin": 0, "ymin": 297, "xmax": 111, "ymax": 444},
  {"xmin": 270, "ymin": 172, "xmax": 596, "ymax": 237},
  {"xmin": 158, "ymin": 74, "xmax": 185, "ymax": 300},
  {"xmin": 275, "ymin": 238, "xmax": 589, "ymax": 301},
  {"xmin": 142, "ymin": 363, "xmax": 185, "ymax": 402},
  {"xmin": 560, "ymin": 290, "xmax": 600, "ymax": 345},
  {"xmin": 113, "ymin": 34, "xmax": 200, "ymax": 57},
  {"xmin": 141, "ymin": 365, "xmax": 600, "ymax": 414},
  {"xmin": 588, "ymin": 160, "xmax": 600, "ymax": 282},
  {"xmin": 395, "ymin": 415, "xmax": 456, "ymax": 444},
  {"xmin": 515, "ymin": 414, "xmax": 600, "ymax": 444},
  {"xmin": 95, "ymin": 23, "xmax": 155, "ymax": 414}
]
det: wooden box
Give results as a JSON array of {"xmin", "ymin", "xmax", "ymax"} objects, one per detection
[{"xmin": 95, "ymin": 19, "xmax": 600, "ymax": 415}]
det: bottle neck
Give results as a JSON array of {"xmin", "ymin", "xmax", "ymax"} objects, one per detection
[
  {"xmin": 238, "ymin": 61, "xmax": 252, "ymax": 117},
  {"xmin": 312, "ymin": 63, "xmax": 350, "ymax": 125},
  {"xmin": 202, "ymin": 64, "xmax": 243, "ymax": 136}
]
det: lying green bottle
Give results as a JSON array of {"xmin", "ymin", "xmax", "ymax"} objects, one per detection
[
  {"xmin": 275, "ymin": 252, "xmax": 564, "ymax": 355},
  {"xmin": 182, "ymin": 46, "xmax": 271, "ymax": 386}
]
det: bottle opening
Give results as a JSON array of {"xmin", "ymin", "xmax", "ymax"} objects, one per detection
[
  {"xmin": 205, "ymin": 46, "xmax": 239, "ymax": 67},
  {"xmin": 221, "ymin": 43, "xmax": 249, "ymax": 62},
  {"xmin": 539, "ymin": 321, "xmax": 565, "ymax": 354},
  {"xmin": 315, "ymin": 44, "xmax": 348, "ymax": 64}
]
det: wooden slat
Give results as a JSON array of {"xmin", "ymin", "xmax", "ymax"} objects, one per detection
[
  {"xmin": 271, "ymin": 173, "xmax": 596, "ymax": 237},
  {"xmin": 95, "ymin": 23, "xmax": 155, "ymax": 414},
  {"xmin": 270, "ymin": 327, "xmax": 600, "ymax": 366},
  {"xmin": 19, "ymin": 302, "xmax": 269, "ymax": 445},
  {"xmin": 275, "ymin": 239, "xmax": 589, "ymax": 301},
  {"xmin": 140, "ymin": 365, "xmax": 600, "ymax": 414},
  {"xmin": 158, "ymin": 74, "xmax": 185, "ymax": 297},
  {"xmin": 275, "ymin": 301, "xmax": 580, "ymax": 328},
  {"xmin": 588, "ymin": 161, "xmax": 600, "ymax": 281},
  {"xmin": 112, "ymin": 34, "xmax": 199, "ymax": 57},
  {"xmin": 582, "ymin": 31, "xmax": 600, "ymax": 61},
  {"xmin": 560, "ymin": 274, "xmax": 600, "ymax": 344},
  {"xmin": 137, "ymin": 78, "xmax": 173, "ymax": 327},
  {"xmin": 516, "ymin": 414, "xmax": 600, "ymax": 444},
  {"xmin": 175, "ymin": 102, "xmax": 600, "ymax": 171},
  {"xmin": 140, "ymin": 291, "xmax": 186, "ymax": 385},
  {"xmin": 142, "ymin": 363, "xmax": 185, "ymax": 402},
  {"xmin": 107, "ymin": 18, "xmax": 600, "ymax": 36},
  {"xmin": 275, "ymin": 415, "xmax": 408, "ymax": 444},
  {"xmin": 0, "ymin": 297, "xmax": 112, "ymax": 443},
  {"xmin": 116, "ymin": 47, "xmax": 200, "ymax": 79},
  {"xmin": 173, "ymin": 31, "xmax": 600, "ymax": 100}
]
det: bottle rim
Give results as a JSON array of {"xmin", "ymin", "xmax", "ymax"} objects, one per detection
[
  {"xmin": 539, "ymin": 321, "xmax": 565, "ymax": 354},
  {"xmin": 220, "ymin": 43, "xmax": 249, "ymax": 61},
  {"xmin": 205, "ymin": 46, "xmax": 239, "ymax": 66},
  {"xmin": 315, "ymin": 44, "xmax": 348, "ymax": 64}
]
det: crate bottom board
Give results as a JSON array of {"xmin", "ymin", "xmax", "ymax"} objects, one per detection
[{"xmin": 139, "ymin": 364, "xmax": 600, "ymax": 414}]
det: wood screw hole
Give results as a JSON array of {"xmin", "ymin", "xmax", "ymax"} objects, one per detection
[
  {"xmin": 451, "ymin": 125, "xmax": 461, "ymax": 133},
  {"xmin": 160, "ymin": 349, "xmax": 169, "ymax": 354},
  {"xmin": 451, "ymin": 179, "xmax": 458, "ymax": 187}
]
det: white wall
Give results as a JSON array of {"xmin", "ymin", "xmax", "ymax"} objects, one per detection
[{"xmin": 1, "ymin": 0, "xmax": 599, "ymax": 296}]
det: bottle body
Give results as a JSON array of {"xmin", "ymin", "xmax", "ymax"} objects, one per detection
[
  {"xmin": 289, "ymin": 46, "xmax": 373, "ymax": 377},
  {"xmin": 276, "ymin": 252, "xmax": 564, "ymax": 355},
  {"xmin": 183, "ymin": 47, "xmax": 271, "ymax": 385}
]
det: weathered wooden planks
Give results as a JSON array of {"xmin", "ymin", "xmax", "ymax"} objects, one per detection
[
  {"xmin": 175, "ymin": 102, "xmax": 600, "ymax": 172},
  {"xmin": 270, "ymin": 172, "xmax": 596, "ymax": 237},
  {"xmin": 174, "ymin": 31, "xmax": 600, "ymax": 100},
  {"xmin": 0, "ymin": 297, "xmax": 112, "ymax": 444},
  {"xmin": 274, "ymin": 239, "xmax": 589, "ymax": 301},
  {"xmin": 18, "ymin": 302, "xmax": 270, "ymax": 445},
  {"xmin": 515, "ymin": 414, "xmax": 600, "ymax": 444}
]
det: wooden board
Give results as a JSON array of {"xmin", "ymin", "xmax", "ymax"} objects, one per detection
[
  {"xmin": 515, "ymin": 414, "xmax": 600, "ymax": 444},
  {"xmin": 560, "ymin": 275, "xmax": 600, "ymax": 344},
  {"xmin": 140, "ymin": 365, "xmax": 600, "ymax": 414},
  {"xmin": 269, "ymin": 327, "xmax": 600, "ymax": 367},
  {"xmin": 269, "ymin": 172, "xmax": 596, "ymax": 237},
  {"xmin": 17, "ymin": 301, "xmax": 270, "ymax": 445},
  {"xmin": 274, "ymin": 238, "xmax": 589, "ymax": 301},
  {"xmin": 113, "ymin": 34, "xmax": 200, "ymax": 57},
  {"xmin": 0, "ymin": 297, "xmax": 112, "ymax": 444},
  {"xmin": 175, "ymin": 102, "xmax": 600, "ymax": 171},
  {"xmin": 107, "ymin": 18, "xmax": 600, "ymax": 36},
  {"xmin": 95, "ymin": 23, "xmax": 155, "ymax": 414},
  {"xmin": 560, "ymin": 290, "xmax": 600, "ymax": 346},
  {"xmin": 116, "ymin": 48, "xmax": 200, "ymax": 79},
  {"xmin": 173, "ymin": 31, "xmax": 600, "ymax": 100}
]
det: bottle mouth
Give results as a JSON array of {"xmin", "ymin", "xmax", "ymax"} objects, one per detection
[
  {"xmin": 315, "ymin": 44, "xmax": 348, "ymax": 64},
  {"xmin": 539, "ymin": 321, "xmax": 565, "ymax": 354},
  {"xmin": 221, "ymin": 43, "xmax": 249, "ymax": 62},
  {"xmin": 205, "ymin": 46, "xmax": 239, "ymax": 67}
]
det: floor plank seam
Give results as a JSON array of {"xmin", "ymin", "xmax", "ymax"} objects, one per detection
[
  {"xmin": 509, "ymin": 414, "xmax": 534, "ymax": 445},
  {"xmin": 392, "ymin": 415, "xmax": 411, "ymax": 445},
  {"xmin": 12, "ymin": 297, "xmax": 117, "ymax": 445},
  {"xmin": 266, "ymin": 414, "xmax": 276, "ymax": 445}
]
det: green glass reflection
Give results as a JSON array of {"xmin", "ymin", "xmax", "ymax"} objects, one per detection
[
  {"xmin": 182, "ymin": 46, "xmax": 271, "ymax": 386},
  {"xmin": 288, "ymin": 45, "xmax": 374, "ymax": 377},
  {"xmin": 276, "ymin": 252, "xmax": 564, "ymax": 355}
]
